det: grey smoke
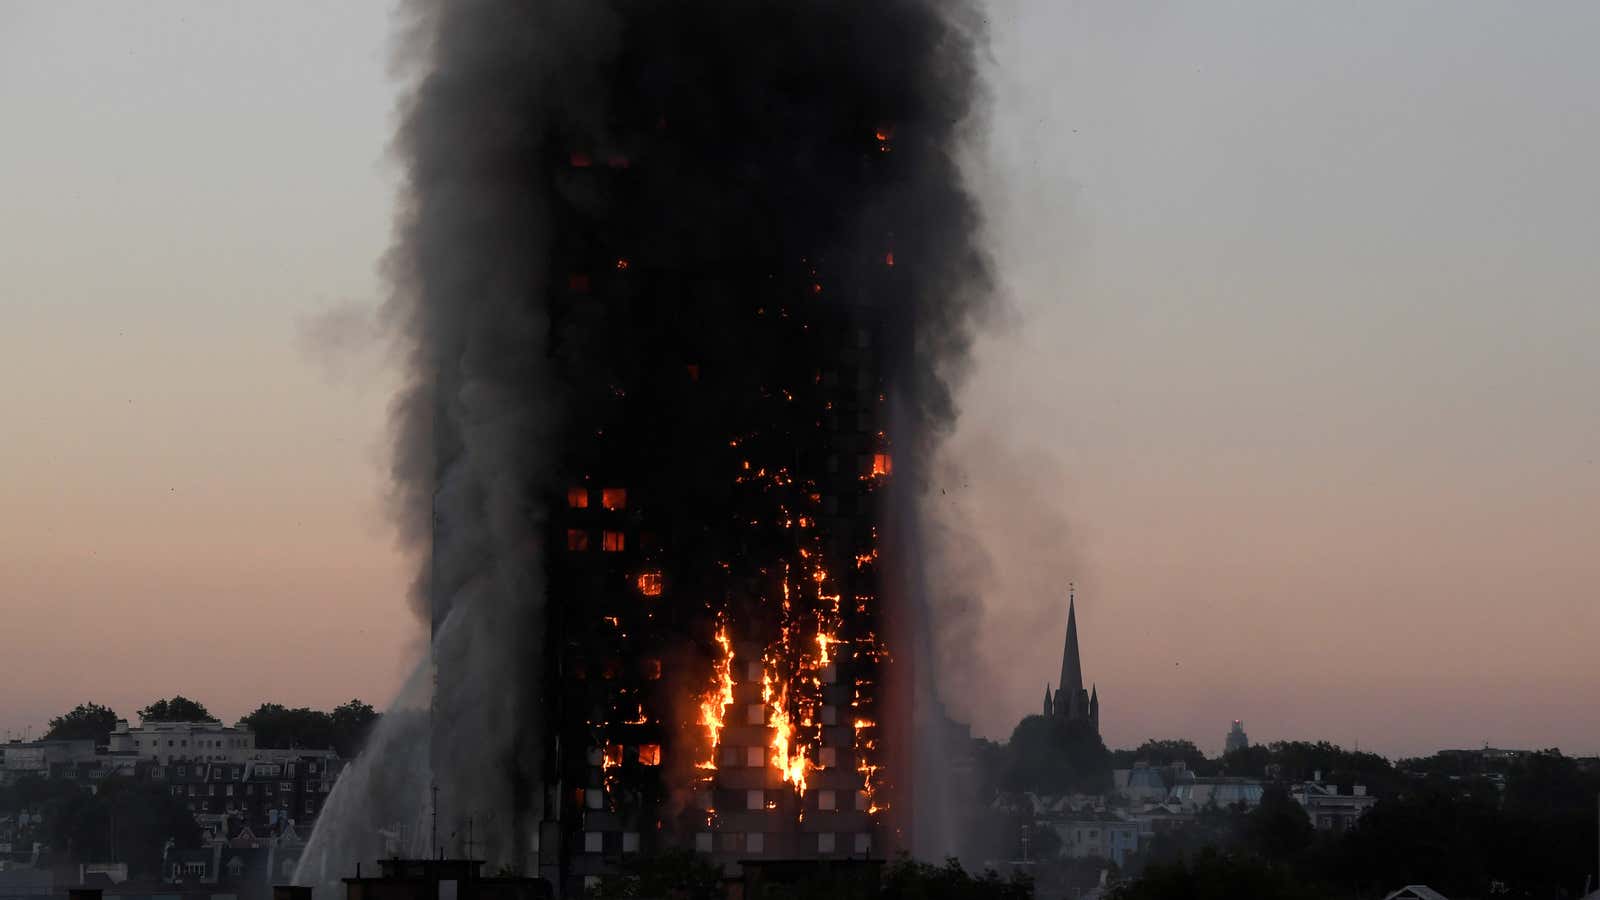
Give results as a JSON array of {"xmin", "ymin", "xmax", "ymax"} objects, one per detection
[
  {"xmin": 295, "ymin": 301, "xmax": 385, "ymax": 385},
  {"xmin": 305, "ymin": 0, "xmax": 995, "ymax": 875}
]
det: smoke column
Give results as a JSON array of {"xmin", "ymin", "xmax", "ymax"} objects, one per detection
[{"xmin": 303, "ymin": 0, "xmax": 991, "ymax": 876}]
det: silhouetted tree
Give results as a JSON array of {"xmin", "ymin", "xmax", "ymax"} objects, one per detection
[
  {"xmin": 1110, "ymin": 849, "xmax": 1334, "ymax": 900},
  {"xmin": 137, "ymin": 696, "xmax": 214, "ymax": 722},
  {"xmin": 239, "ymin": 704, "xmax": 334, "ymax": 750},
  {"xmin": 881, "ymin": 857, "xmax": 1031, "ymax": 900},
  {"xmin": 1219, "ymin": 743, "xmax": 1271, "ymax": 778},
  {"xmin": 1023, "ymin": 822, "xmax": 1061, "ymax": 860},
  {"xmin": 1, "ymin": 774, "xmax": 81, "ymax": 812},
  {"xmin": 43, "ymin": 778, "xmax": 201, "ymax": 876},
  {"xmin": 330, "ymin": 699, "xmax": 380, "ymax": 757},
  {"xmin": 1111, "ymin": 739, "xmax": 1213, "ymax": 775},
  {"xmin": 1129, "ymin": 804, "xmax": 1247, "ymax": 870},
  {"xmin": 1264, "ymin": 741, "xmax": 1400, "ymax": 795},
  {"xmin": 1002, "ymin": 716, "xmax": 1111, "ymax": 794},
  {"xmin": 238, "ymin": 699, "xmax": 380, "ymax": 757},
  {"xmin": 1245, "ymin": 785, "xmax": 1313, "ymax": 861},
  {"xmin": 1323, "ymin": 784, "xmax": 1498, "ymax": 896},
  {"xmin": 45, "ymin": 702, "xmax": 120, "ymax": 744},
  {"xmin": 586, "ymin": 849, "xmax": 720, "ymax": 900}
]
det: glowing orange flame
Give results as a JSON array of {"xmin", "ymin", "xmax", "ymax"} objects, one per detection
[
  {"xmin": 691, "ymin": 441, "xmax": 888, "ymax": 827},
  {"xmin": 763, "ymin": 666, "xmax": 815, "ymax": 796},
  {"xmin": 696, "ymin": 624, "xmax": 735, "ymax": 770}
]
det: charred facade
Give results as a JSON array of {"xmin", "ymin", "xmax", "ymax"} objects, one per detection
[
  {"xmin": 393, "ymin": 0, "xmax": 988, "ymax": 894},
  {"xmin": 540, "ymin": 215, "xmax": 897, "ymax": 879}
]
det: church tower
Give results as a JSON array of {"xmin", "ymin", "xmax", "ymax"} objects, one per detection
[{"xmin": 1050, "ymin": 585, "xmax": 1099, "ymax": 735}]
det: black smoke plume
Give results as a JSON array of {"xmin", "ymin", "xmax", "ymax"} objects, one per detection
[{"xmin": 303, "ymin": 0, "xmax": 990, "ymax": 875}]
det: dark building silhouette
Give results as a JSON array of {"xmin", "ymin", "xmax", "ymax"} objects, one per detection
[
  {"xmin": 343, "ymin": 859, "xmax": 549, "ymax": 900},
  {"xmin": 1225, "ymin": 720, "xmax": 1249, "ymax": 754},
  {"xmin": 1042, "ymin": 588, "xmax": 1099, "ymax": 734}
]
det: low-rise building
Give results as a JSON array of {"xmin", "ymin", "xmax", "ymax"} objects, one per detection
[
  {"xmin": 151, "ymin": 756, "xmax": 337, "ymax": 837},
  {"xmin": 1111, "ymin": 764, "xmax": 1170, "ymax": 804},
  {"xmin": 1292, "ymin": 781, "xmax": 1377, "ymax": 830},
  {"xmin": 109, "ymin": 721, "xmax": 254, "ymax": 766},
  {"xmin": 1168, "ymin": 778, "xmax": 1265, "ymax": 811},
  {"xmin": 1049, "ymin": 812, "xmax": 1140, "ymax": 867},
  {"xmin": 1, "ymin": 741, "xmax": 97, "ymax": 783}
]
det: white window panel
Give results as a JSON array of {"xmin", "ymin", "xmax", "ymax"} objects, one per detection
[
  {"xmin": 746, "ymin": 790, "xmax": 764, "ymax": 811},
  {"xmin": 818, "ymin": 833, "xmax": 836, "ymax": 853}
]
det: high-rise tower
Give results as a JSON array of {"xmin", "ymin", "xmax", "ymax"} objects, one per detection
[{"xmin": 394, "ymin": 0, "xmax": 988, "ymax": 893}]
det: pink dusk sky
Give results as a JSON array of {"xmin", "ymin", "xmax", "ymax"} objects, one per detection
[{"xmin": 2, "ymin": 3, "xmax": 1596, "ymax": 759}]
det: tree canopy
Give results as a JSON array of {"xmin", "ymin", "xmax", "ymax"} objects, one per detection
[
  {"xmin": 1110, "ymin": 739, "xmax": 1213, "ymax": 774},
  {"xmin": 138, "ymin": 696, "xmax": 215, "ymax": 723},
  {"xmin": 45, "ymin": 702, "xmax": 120, "ymax": 744},
  {"xmin": 43, "ymin": 777, "xmax": 202, "ymax": 877},
  {"xmin": 1110, "ymin": 849, "xmax": 1334, "ymax": 900},
  {"xmin": 881, "ymin": 857, "xmax": 1032, "ymax": 900},
  {"xmin": 1113, "ymin": 749, "xmax": 1600, "ymax": 900},
  {"xmin": 1000, "ymin": 715, "xmax": 1112, "ymax": 795},
  {"xmin": 585, "ymin": 849, "xmax": 721, "ymax": 900},
  {"xmin": 238, "ymin": 699, "xmax": 379, "ymax": 757},
  {"xmin": 1245, "ymin": 785, "xmax": 1313, "ymax": 861}
]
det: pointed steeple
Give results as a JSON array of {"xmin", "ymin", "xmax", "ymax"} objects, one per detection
[
  {"xmin": 1042, "ymin": 684, "xmax": 1054, "ymax": 717},
  {"xmin": 1059, "ymin": 585, "xmax": 1085, "ymax": 702}
]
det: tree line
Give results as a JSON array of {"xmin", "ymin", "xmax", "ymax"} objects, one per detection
[
  {"xmin": 43, "ymin": 696, "xmax": 379, "ymax": 758},
  {"xmin": 1109, "ymin": 747, "xmax": 1600, "ymax": 899},
  {"xmin": 951, "ymin": 721, "xmax": 1600, "ymax": 898}
]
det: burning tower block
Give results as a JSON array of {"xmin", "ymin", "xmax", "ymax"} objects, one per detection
[{"xmin": 408, "ymin": 0, "xmax": 987, "ymax": 895}]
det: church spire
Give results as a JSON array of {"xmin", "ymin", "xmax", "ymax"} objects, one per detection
[
  {"xmin": 1059, "ymin": 584, "xmax": 1085, "ymax": 700},
  {"xmin": 1043, "ymin": 684, "xmax": 1053, "ymax": 717}
]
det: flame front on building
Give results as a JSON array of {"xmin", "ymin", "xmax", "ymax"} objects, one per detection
[
  {"xmin": 695, "ymin": 441, "xmax": 893, "ymax": 813},
  {"xmin": 544, "ymin": 218, "xmax": 906, "ymax": 875}
]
